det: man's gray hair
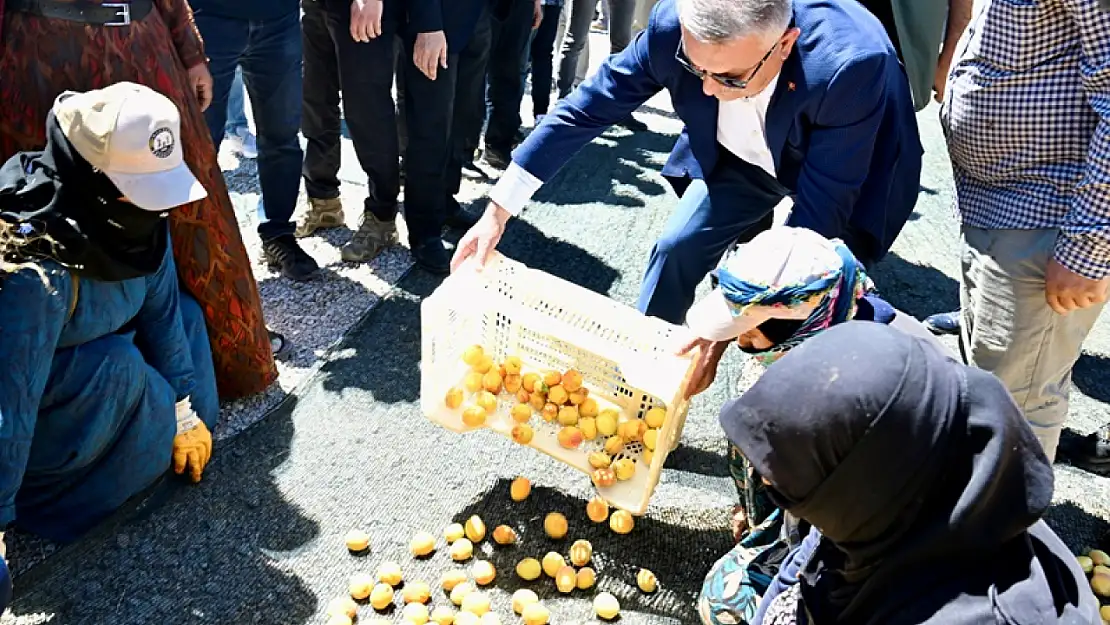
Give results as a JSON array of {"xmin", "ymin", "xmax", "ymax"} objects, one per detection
[{"xmin": 676, "ymin": 0, "xmax": 792, "ymax": 43}]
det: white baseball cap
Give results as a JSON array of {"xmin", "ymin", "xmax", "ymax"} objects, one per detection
[
  {"xmin": 685, "ymin": 227, "xmax": 848, "ymax": 341},
  {"xmin": 52, "ymin": 82, "xmax": 207, "ymax": 211}
]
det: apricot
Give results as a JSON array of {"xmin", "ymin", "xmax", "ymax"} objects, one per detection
[
  {"xmin": 403, "ymin": 581, "xmax": 432, "ymax": 604},
  {"xmin": 542, "ymin": 370, "xmax": 562, "ymax": 387},
  {"xmin": 558, "ymin": 405, "xmax": 579, "ymax": 426},
  {"xmin": 369, "ymin": 583, "xmax": 394, "ymax": 610},
  {"xmin": 643, "ymin": 428, "xmax": 659, "ymax": 451},
  {"xmin": 465, "ymin": 515, "xmax": 486, "ymax": 542},
  {"xmin": 462, "ymin": 405, "xmax": 487, "ymax": 428},
  {"xmin": 474, "ymin": 356, "xmax": 494, "ymax": 374},
  {"xmin": 579, "ymin": 397, "xmax": 599, "ymax": 418},
  {"xmin": 504, "ymin": 356, "xmax": 523, "ymax": 375},
  {"xmin": 547, "ymin": 385, "xmax": 568, "ymax": 405},
  {"xmin": 377, "ymin": 561, "xmax": 403, "ymax": 586},
  {"xmin": 349, "ymin": 572, "xmax": 375, "ymax": 600},
  {"xmin": 464, "ymin": 372, "xmax": 484, "ymax": 393},
  {"xmin": 644, "ymin": 406, "xmax": 666, "ymax": 428},
  {"xmin": 512, "ymin": 423, "xmax": 534, "ymax": 444},
  {"xmin": 512, "ymin": 589, "xmax": 540, "ymax": 614},
  {"xmin": 522, "ymin": 373, "xmax": 540, "ymax": 393},
  {"xmin": 450, "ymin": 537, "xmax": 474, "ymax": 561},
  {"xmin": 472, "ymin": 560, "xmax": 497, "ymax": 585},
  {"xmin": 603, "ymin": 436, "xmax": 624, "ymax": 456},
  {"xmin": 568, "ymin": 389, "xmax": 588, "ymax": 406},
  {"xmin": 555, "ymin": 565, "xmax": 577, "ymax": 593},
  {"xmin": 445, "ymin": 523, "xmax": 466, "ymax": 543},
  {"xmin": 1101, "ymin": 606, "xmax": 1110, "ymax": 623},
  {"xmin": 476, "ymin": 391, "xmax": 498, "ymax": 413},
  {"xmin": 522, "ymin": 603, "xmax": 550, "ymax": 625},
  {"xmin": 510, "ymin": 476, "xmax": 532, "ymax": 501},
  {"xmin": 594, "ymin": 592, "xmax": 621, "ymax": 620},
  {"xmin": 445, "ymin": 387, "xmax": 465, "ymax": 409},
  {"xmin": 455, "ymin": 614, "xmax": 480, "ymax": 625},
  {"xmin": 504, "ymin": 374, "xmax": 522, "ymax": 393},
  {"xmin": 562, "ymin": 369, "xmax": 583, "ymax": 392},
  {"xmin": 1091, "ymin": 549, "xmax": 1110, "ymax": 567},
  {"xmin": 642, "ymin": 448, "xmax": 654, "ymax": 466},
  {"xmin": 479, "ymin": 614, "xmax": 501, "ymax": 625},
  {"xmin": 530, "ymin": 392, "xmax": 548, "ymax": 411},
  {"xmin": 510, "ymin": 403, "xmax": 532, "ymax": 423},
  {"xmin": 1078, "ymin": 555, "xmax": 1094, "ymax": 573},
  {"xmin": 516, "ymin": 388, "xmax": 531, "ymax": 404},
  {"xmin": 463, "ymin": 345, "xmax": 485, "ymax": 367},
  {"xmin": 544, "ymin": 512, "xmax": 568, "ymax": 539},
  {"xmin": 516, "ymin": 557, "xmax": 543, "ymax": 580},
  {"xmin": 441, "ymin": 569, "xmax": 469, "ymax": 591},
  {"xmin": 637, "ymin": 568, "xmax": 658, "ymax": 593},
  {"xmin": 576, "ymin": 567, "xmax": 596, "ymax": 590},
  {"xmin": 586, "ymin": 497, "xmax": 610, "ymax": 522},
  {"xmin": 592, "ymin": 468, "xmax": 616, "ymax": 488},
  {"xmin": 492, "ymin": 525, "xmax": 518, "ymax": 545},
  {"xmin": 450, "ymin": 581, "xmax": 475, "ymax": 606},
  {"xmin": 597, "ymin": 410, "xmax": 619, "ymax": 436},
  {"xmin": 461, "ymin": 591, "xmax": 491, "ymax": 616},
  {"xmin": 569, "ymin": 539, "xmax": 593, "ymax": 566},
  {"xmin": 542, "ymin": 552, "xmax": 567, "ymax": 577},
  {"xmin": 329, "ymin": 596, "xmax": 360, "ymax": 618},
  {"xmin": 539, "ymin": 403, "xmax": 557, "ymax": 422},
  {"xmin": 326, "ymin": 616, "xmax": 353, "ymax": 625},
  {"xmin": 498, "ymin": 363, "xmax": 507, "ymax": 379},
  {"xmin": 1093, "ymin": 573, "xmax": 1110, "ymax": 597},
  {"xmin": 620, "ymin": 419, "xmax": 647, "ymax": 442},
  {"xmin": 580, "ymin": 417, "xmax": 598, "ymax": 439},
  {"xmin": 588, "ymin": 451, "xmax": 611, "ymax": 469},
  {"xmin": 613, "ymin": 458, "xmax": 636, "ymax": 481},
  {"xmin": 557, "ymin": 426, "xmax": 584, "ymax": 449},
  {"xmin": 410, "ymin": 531, "xmax": 437, "ymax": 557},
  {"xmin": 610, "ymin": 509, "xmax": 634, "ymax": 534},
  {"xmin": 482, "ymin": 371, "xmax": 503, "ymax": 394},
  {"xmin": 345, "ymin": 529, "xmax": 371, "ymax": 552},
  {"xmin": 403, "ymin": 602, "xmax": 430, "ymax": 624},
  {"xmin": 431, "ymin": 606, "xmax": 456, "ymax": 625}
]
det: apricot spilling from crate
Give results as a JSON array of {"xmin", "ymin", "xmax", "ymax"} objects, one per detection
[
  {"xmin": 474, "ymin": 355, "xmax": 494, "ymax": 374},
  {"xmin": 512, "ymin": 589, "xmax": 540, "ymax": 614},
  {"xmin": 613, "ymin": 458, "xmax": 636, "ymax": 481},
  {"xmin": 555, "ymin": 565, "xmax": 577, "ymax": 593},
  {"xmin": 1092, "ymin": 572, "xmax": 1110, "ymax": 597},
  {"xmin": 461, "ymin": 591, "xmax": 491, "ymax": 616},
  {"xmin": 472, "ymin": 560, "xmax": 497, "ymax": 585},
  {"xmin": 542, "ymin": 552, "xmax": 567, "ymax": 577},
  {"xmin": 579, "ymin": 398, "xmax": 599, "ymax": 418},
  {"xmin": 482, "ymin": 371, "xmax": 503, "ymax": 394},
  {"xmin": 504, "ymin": 374, "xmax": 522, "ymax": 393},
  {"xmin": 576, "ymin": 567, "xmax": 596, "ymax": 590},
  {"xmin": 544, "ymin": 512, "xmax": 569, "ymax": 539},
  {"xmin": 445, "ymin": 387, "xmax": 465, "ymax": 409},
  {"xmin": 592, "ymin": 468, "xmax": 616, "ymax": 488},
  {"xmin": 349, "ymin": 572, "xmax": 375, "ymax": 600},
  {"xmin": 476, "ymin": 391, "xmax": 498, "ymax": 413},
  {"xmin": 345, "ymin": 529, "xmax": 371, "ymax": 552},
  {"xmin": 522, "ymin": 373, "xmax": 540, "ymax": 393},
  {"xmin": 620, "ymin": 419, "xmax": 647, "ymax": 442},
  {"xmin": 441, "ymin": 569, "xmax": 468, "ymax": 591},
  {"xmin": 643, "ymin": 428, "xmax": 658, "ymax": 451},
  {"xmin": 463, "ymin": 345, "xmax": 485, "ymax": 366},
  {"xmin": 557, "ymin": 426, "xmax": 584, "ymax": 449},
  {"xmin": 548, "ymin": 385, "xmax": 568, "ymax": 405},
  {"xmin": 1101, "ymin": 606, "xmax": 1110, "ymax": 622},
  {"xmin": 515, "ymin": 388, "xmax": 531, "ymax": 404},
  {"xmin": 450, "ymin": 581, "xmax": 475, "ymax": 606},
  {"xmin": 558, "ymin": 406, "xmax": 579, "ymax": 426},
  {"xmin": 512, "ymin": 423, "xmax": 534, "ymax": 444},
  {"xmin": 642, "ymin": 448, "xmax": 654, "ymax": 466},
  {"xmin": 637, "ymin": 568, "xmax": 658, "ymax": 593},
  {"xmin": 410, "ymin": 531, "xmax": 437, "ymax": 557},
  {"xmin": 377, "ymin": 561, "xmax": 403, "ymax": 586},
  {"xmin": 510, "ymin": 403, "xmax": 532, "ymax": 423},
  {"xmin": 329, "ymin": 596, "xmax": 360, "ymax": 618},
  {"xmin": 597, "ymin": 410, "xmax": 619, "ymax": 436},
  {"xmin": 562, "ymin": 369, "xmax": 583, "ymax": 392},
  {"xmin": 588, "ymin": 451, "xmax": 611, "ymax": 469},
  {"xmin": 510, "ymin": 477, "xmax": 532, "ymax": 501},
  {"xmin": 610, "ymin": 510, "xmax": 634, "ymax": 534},
  {"xmin": 1078, "ymin": 555, "xmax": 1094, "ymax": 573},
  {"xmin": 594, "ymin": 592, "xmax": 621, "ymax": 620},
  {"xmin": 445, "ymin": 523, "xmax": 466, "ymax": 543},
  {"xmin": 492, "ymin": 525, "xmax": 518, "ymax": 545},
  {"xmin": 431, "ymin": 606, "xmax": 455, "ymax": 625},
  {"xmin": 450, "ymin": 538, "xmax": 475, "ymax": 561},
  {"xmin": 580, "ymin": 417, "xmax": 598, "ymax": 439},
  {"xmin": 530, "ymin": 393, "xmax": 548, "ymax": 411},
  {"xmin": 516, "ymin": 557, "xmax": 543, "ymax": 580},
  {"xmin": 543, "ymin": 370, "xmax": 562, "ymax": 387},
  {"xmin": 503, "ymin": 356, "xmax": 523, "ymax": 375},
  {"xmin": 369, "ymin": 583, "xmax": 394, "ymax": 610},
  {"xmin": 586, "ymin": 497, "xmax": 610, "ymax": 522},
  {"xmin": 464, "ymin": 515, "xmax": 486, "ymax": 542},
  {"xmin": 645, "ymin": 406, "xmax": 666, "ymax": 428},
  {"xmin": 403, "ymin": 581, "xmax": 432, "ymax": 604},
  {"xmin": 541, "ymin": 403, "xmax": 559, "ymax": 422},
  {"xmin": 403, "ymin": 602, "xmax": 430, "ymax": 624},
  {"xmin": 569, "ymin": 539, "xmax": 593, "ymax": 566},
  {"xmin": 568, "ymin": 389, "xmax": 588, "ymax": 406},
  {"xmin": 522, "ymin": 603, "xmax": 550, "ymax": 625},
  {"xmin": 1091, "ymin": 550, "xmax": 1110, "ymax": 566},
  {"xmin": 603, "ymin": 436, "xmax": 624, "ymax": 456},
  {"xmin": 462, "ymin": 405, "xmax": 487, "ymax": 428},
  {"xmin": 464, "ymin": 372, "xmax": 484, "ymax": 393}
]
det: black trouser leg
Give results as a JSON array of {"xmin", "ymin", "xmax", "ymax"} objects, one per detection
[
  {"xmin": 323, "ymin": 0, "xmax": 401, "ymax": 220},
  {"xmin": 447, "ymin": 7, "xmax": 493, "ymax": 198},
  {"xmin": 301, "ymin": 0, "xmax": 343, "ymax": 200},
  {"xmin": 485, "ymin": 0, "xmax": 536, "ymax": 152},
  {"xmin": 394, "ymin": 35, "xmax": 409, "ymax": 161}
]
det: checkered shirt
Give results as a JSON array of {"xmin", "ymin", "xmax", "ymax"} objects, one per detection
[{"xmin": 941, "ymin": 0, "xmax": 1110, "ymax": 279}]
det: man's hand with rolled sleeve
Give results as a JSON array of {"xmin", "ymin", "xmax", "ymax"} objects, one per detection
[{"xmin": 1045, "ymin": 257, "xmax": 1110, "ymax": 315}]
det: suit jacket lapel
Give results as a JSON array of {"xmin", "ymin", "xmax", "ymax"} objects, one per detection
[{"xmin": 766, "ymin": 49, "xmax": 803, "ymax": 173}]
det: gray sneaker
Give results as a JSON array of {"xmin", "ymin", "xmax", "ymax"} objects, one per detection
[
  {"xmin": 341, "ymin": 212, "xmax": 397, "ymax": 263},
  {"xmin": 295, "ymin": 197, "xmax": 346, "ymax": 238}
]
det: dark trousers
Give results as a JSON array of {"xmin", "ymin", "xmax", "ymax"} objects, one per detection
[
  {"xmin": 485, "ymin": 0, "xmax": 536, "ymax": 152},
  {"xmin": 447, "ymin": 7, "xmax": 494, "ymax": 197},
  {"xmin": 195, "ymin": 10, "xmax": 305, "ymax": 240},
  {"xmin": 529, "ymin": 4, "xmax": 563, "ymax": 116},
  {"xmin": 302, "ymin": 0, "xmax": 402, "ymax": 220}
]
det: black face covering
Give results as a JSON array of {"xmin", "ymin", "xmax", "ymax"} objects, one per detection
[
  {"xmin": 721, "ymin": 322, "xmax": 1097, "ymax": 625},
  {"xmin": 0, "ymin": 112, "xmax": 168, "ymax": 282}
]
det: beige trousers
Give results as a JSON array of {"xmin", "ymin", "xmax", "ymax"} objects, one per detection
[{"xmin": 960, "ymin": 227, "xmax": 1105, "ymax": 461}]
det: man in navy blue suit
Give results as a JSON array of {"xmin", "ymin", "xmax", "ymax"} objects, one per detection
[{"xmin": 450, "ymin": 0, "xmax": 923, "ymax": 326}]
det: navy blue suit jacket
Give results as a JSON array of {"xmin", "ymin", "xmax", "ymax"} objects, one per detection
[
  {"xmin": 407, "ymin": 0, "xmax": 488, "ymax": 53},
  {"xmin": 512, "ymin": 0, "xmax": 923, "ymax": 261}
]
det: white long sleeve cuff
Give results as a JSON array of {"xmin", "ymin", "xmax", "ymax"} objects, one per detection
[{"xmin": 489, "ymin": 162, "xmax": 544, "ymax": 217}]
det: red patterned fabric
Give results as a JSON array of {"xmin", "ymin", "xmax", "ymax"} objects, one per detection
[{"xmin": 0, "ymin": 0, "xmax": 278, "ymax": 399}]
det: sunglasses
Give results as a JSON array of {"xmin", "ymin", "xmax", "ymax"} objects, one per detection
[{"xmin": 676, "ymin": 39, "xmax": 781, "ymax": 91}]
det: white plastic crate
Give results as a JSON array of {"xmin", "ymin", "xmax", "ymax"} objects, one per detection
[{"xmin": 420, "ymin": 252, "xmax": 696, "ymax": 515}]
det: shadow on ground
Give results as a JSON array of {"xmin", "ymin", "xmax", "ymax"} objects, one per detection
[{"xmin": 869, "ymin": 252, "xmax": 960, "ymax": 321}]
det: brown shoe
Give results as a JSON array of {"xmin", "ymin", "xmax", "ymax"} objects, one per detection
[
  {"xmin": 295, "ymin": 197, "xmax": 346, "ymax": 238},
  {"xmin": 341, "ymin": 212, "xmax": 397, "ymax": 263}
]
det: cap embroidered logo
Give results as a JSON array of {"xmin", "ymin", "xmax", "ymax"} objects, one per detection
[{"xmin": 148, "ymin": 128, "xmax": 175, "ymax": 159}]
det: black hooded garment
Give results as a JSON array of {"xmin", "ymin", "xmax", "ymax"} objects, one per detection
[{"xmin": 720, "ymin": 321, "xmax": 1100, "ymax": 625}]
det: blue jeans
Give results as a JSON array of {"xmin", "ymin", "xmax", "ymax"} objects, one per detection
[
  {"xmin": 225, "ymin": 66, "xmax": 249, "ymax": 135},
  {"xmin": 195, "ymin": 10, "xmax": 304, "ymax": 240}
]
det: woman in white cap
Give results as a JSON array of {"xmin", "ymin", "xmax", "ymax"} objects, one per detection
[{"xmin": 0, "ymin": 83, "xmax": 218, "ymax": 559}]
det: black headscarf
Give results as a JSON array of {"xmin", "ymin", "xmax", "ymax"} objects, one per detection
[
  {"xmin": 0, "ymin": 111, "xmax": 168, "ymax": 282},
  {"xmin": 721, "ymin": 322, "xmax": 1099, "ymax": 625}
]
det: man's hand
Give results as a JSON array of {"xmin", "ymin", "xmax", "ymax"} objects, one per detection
[
  {"xmin": 186, "ymin": 63, "xmax": 213, "ymax": 112},
  {"xmin": 451, "ymin": 201, "xmax": 511, "ymax": 272},
  {"xmin": 532, "ymin": 0, "xmax": 543, "ymax": 29},
  {"xmin": 414, "ymin": 31, "xmax": 449, "ymax": 80},
  {"xmin": 676, "ymin": 335, "xmax": 731, "ymax": 399},
  {"xmin": 1045, "ymin": 258, "xmax": 1110, "ymax": 315},
  {"xmin": 933, "ymin": 56, "xmax": 951, "ymax": 103},
  {"xmin": 350, "ymin": 0, "xmax": 383, "ymax": 42}
]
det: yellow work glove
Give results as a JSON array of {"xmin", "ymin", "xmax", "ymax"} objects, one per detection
[{"xmin": 172, "ymin": 397, "xmax": 212, "ymax": 483}]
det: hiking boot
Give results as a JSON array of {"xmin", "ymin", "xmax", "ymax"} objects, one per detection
[
  {"xmin": 924, "ymin": 310, "xmax": 961, "ymax": 335},
  {"xmin": 411, "ymin": 237, "xmax": 451, "ymax": 275},
  {"xmin": 1059, "ymin": 424, "xmax": 1110, "ymax": 476},
  {"xmin": 341, "ymin": 212, "xmax": 397, "ymax": 263},
  {"xmin": 295, "ymin": 197, "xmax": 346, "ymax": 238},
  {"xmin": 483, "ymin": 145, "xmax": 512, "ymax": 170},
  {"xmin": 262, "ymin": 235, "xmax": 320, "ymax": 281}
]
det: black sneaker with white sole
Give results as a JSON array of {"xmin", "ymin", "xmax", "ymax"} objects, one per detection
[{"xmin": 262, "ymin": 234, "xmax": 320, "ymax": 281}]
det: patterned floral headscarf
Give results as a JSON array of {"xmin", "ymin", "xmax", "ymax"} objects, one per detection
[{"xmin": 715, "ymin": 242, "xmax": 875, "ymax": 366}]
